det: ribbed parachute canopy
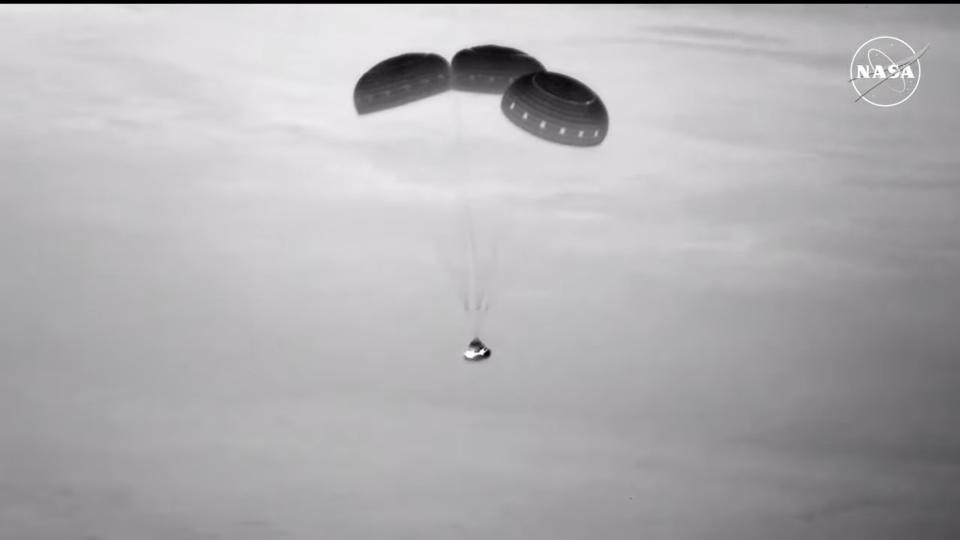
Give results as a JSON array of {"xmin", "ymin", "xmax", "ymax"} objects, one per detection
[
  {"xmin": 451, "ymin": 44, "xmax": 545, "ymax": 94},
  {"xmin": 353, "ymin": 53, "xmax": 451, "ymax": 115},
  {"xmin": 501, "ymin": 71, "xmax": 609, "ymax": 147}
]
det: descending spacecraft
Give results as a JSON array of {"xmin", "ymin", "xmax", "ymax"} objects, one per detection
[
  {"xmin": 464, "ymin": 338, "xmax": 492, "ymax": 361},
  {"xmin": 353, "ymin": 44, "xmax": 608, "ymax": 367}
]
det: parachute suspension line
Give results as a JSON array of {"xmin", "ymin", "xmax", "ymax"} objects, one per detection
[
  {"xmin": 432, "ymin": 240, "xmax": 470, "ymax": 313},
  {"xmin": 442, "ymin": 89, "xmax": 471, "ymax": 315},
  {"xmin": 432, "ymin": 96, "xmax": 469, "ymax": 315},
  {"xmin": 476, "ymin": 237, "xmax": 500, "ymax": 314},
  {"xmin": 449, "ymin": 87, "xmax": 487, "ymax": 327},
  {"xmin": 465, "ymin": 204, "xmax": 488, "ymax": 335}
]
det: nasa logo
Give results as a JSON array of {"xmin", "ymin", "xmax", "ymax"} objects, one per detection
[{"xmin": 849, "ymin": 36, "xmax": 927, "ymax": 107}]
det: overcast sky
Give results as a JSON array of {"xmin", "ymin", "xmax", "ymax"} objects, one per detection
[{"xmin": 2, "ymin": 4, "xmax": 960, "ymax": 540}]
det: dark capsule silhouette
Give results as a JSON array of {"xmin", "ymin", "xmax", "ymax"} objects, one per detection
[
  {"xmin": 451, "ymin": 44, "xmax": 546, "ymax": 94},
  {"xmin": 501, "ymin": 71, "xmax": 609, "ymax": 147},
  {"xmin": 354, "ymin": 53, "xmax": 451, "ymax": 115}
]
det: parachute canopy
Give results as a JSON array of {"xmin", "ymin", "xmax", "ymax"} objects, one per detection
[
  {"xmin": 353, "ymin": 50, "xmax": 609, "ymax": 147},
  {"xmin": 451, "ymin": 44, "xmax": 546, "ymax": 94},
  {"xmin": 501, "ymin": 71, "xmax": 609, "ymax": 147},
  {"xmin": 353, "ymin": 52, "xmax": 451, "ymax": 115}
]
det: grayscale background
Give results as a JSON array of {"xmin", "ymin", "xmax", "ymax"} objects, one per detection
[{"xmin": 2, "ymin": 4, "xmax": 959, "ymax": 539}]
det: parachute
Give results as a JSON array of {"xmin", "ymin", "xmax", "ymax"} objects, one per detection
[
  {"xmin": 501, "ymin": 71, "xmax": 609, "ymax": 147},
  {"xmin": 353, "ymin": 47, "xmax": 608, "ymax": 145},
  {"xmin": 451, "ymin": 44, "xmax": 545, "ymax": 94},
  {"xmin": 353, "ymin": 45, "xmax": 608, "ymax": 359},
  {"xmin": 353, "ymin": 53, "xmax": 451, "ymax": 115}
]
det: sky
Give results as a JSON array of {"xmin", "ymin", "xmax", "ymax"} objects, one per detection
[{"xmin": 1, "ymin": 4, "xmax": 960, "ymax": 539}]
